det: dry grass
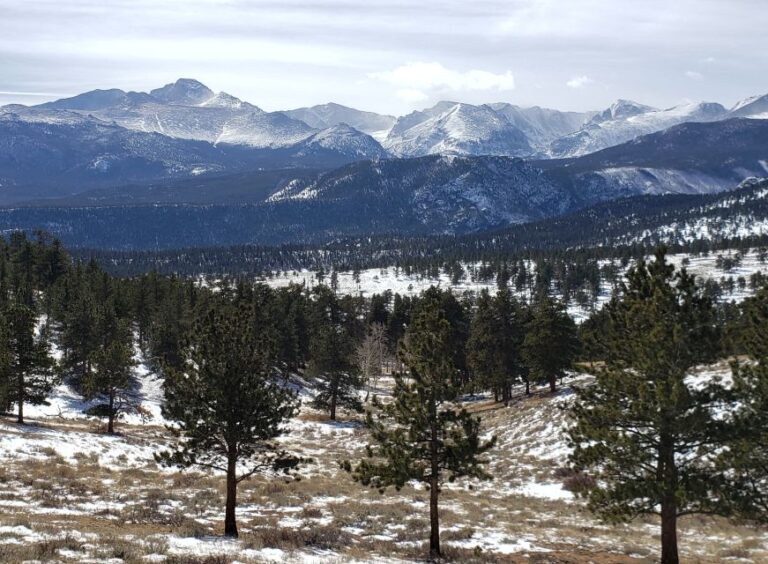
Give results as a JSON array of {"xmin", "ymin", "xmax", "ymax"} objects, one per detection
[{"xmin": 1, "ymin": 380, "xmax": 767, "ymax": 563}]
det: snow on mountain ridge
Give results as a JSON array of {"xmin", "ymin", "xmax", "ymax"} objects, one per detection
[
  {"xmin": 550, "ymin": 100, "xmax": 728, "ymax": 158},
  {"xmin": 282, "ymin": 102, "xmax": 396, "ymax": 136},
  {"xmin": 149, "ymin": 78, "xmax": 215, "ymax": 106},
  {"xmin": 383, "ymin": 101, "xmax": 531, "ymax": 157}
]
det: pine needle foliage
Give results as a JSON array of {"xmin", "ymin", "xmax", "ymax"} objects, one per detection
[{"xmin": 344, "ymin": 291, "xmax": 496, "ymax": 559}]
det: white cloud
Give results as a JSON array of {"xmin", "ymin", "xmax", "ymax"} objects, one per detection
[
  {"xmin": 369, "ymin": 62, "xmax": 515, "ymax": 92},
  {"xmin": 395, "ymin": 88, "xmax": 428, "ymax": 103},
  {"xmin": 566, "ymin": 75, "xmax": 593, "ymax": 89},
  {"xmin": 685, "ymin": 70, "xmax": 704, "ymax": 80}
]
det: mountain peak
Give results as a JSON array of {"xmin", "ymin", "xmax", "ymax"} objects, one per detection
[
  {"xmin": 150, "ymin": 78, "xmax": 214, "ymax": 106},
  {"xmin": 200, "ymin": 91, "xmax": 251, "ymax": 110},
  {"xmin": 38, "ymin": 88, "xmax": 154, "ymax": 111},
  {"xmin": 588, "ymin": 99, "xmax": 655, "ymax": 125},
  {"xmin": 730, "ymin": 93, "xmax": 768, "ymax": 118}
]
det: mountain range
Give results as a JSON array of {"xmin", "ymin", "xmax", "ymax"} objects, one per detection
[
  {"xmin": 0, "ymin": 77, "xmax": 767, "ymax": 248},
  {"xmin": 1, "ymin": 117, "xmax": 765, "ymax": 249},
  {"xmin": 1, "ymin": 78, "xmax": 765, "ymax": 187}
]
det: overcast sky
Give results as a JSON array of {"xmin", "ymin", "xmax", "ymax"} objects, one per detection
[{"xmin": 1, "ymin": 0, "xmax": 767, "ymax": 115}]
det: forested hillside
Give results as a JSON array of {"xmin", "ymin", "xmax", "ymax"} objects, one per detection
[{"xmin": 0, "ymin": 233, "xmax": 766, "ymax": 562}]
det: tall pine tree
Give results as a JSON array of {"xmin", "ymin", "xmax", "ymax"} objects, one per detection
[
  {"xmin": 4, "ymin": 295, "xmax": 55, "ymax": 424},
  {"xmin": 158, "ymin": 302, "xmax": 300, "ymax": 538},
  {"xmin": 720, "ymin": 286, "xmax": 768, "ymax": 521},
  {"xmin": 522, "ymin": 295, "xmax": 578, "ymax": 393},
  {"xmin": 82, "ymin": 308, "xmax": 137, "ymax": 434},
  {"xmin": 344, "ymin": 292, "xmax": 495, "ymax": 559},
  {"xmin": 308, "ymin": 286, "xmax": 362, "ymax": 419},
  {"xmin": 568, "ymin": 249, "xmax": 736, "ymax": 564}
]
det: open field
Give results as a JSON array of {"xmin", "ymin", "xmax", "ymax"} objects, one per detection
[{"xmin": 1, "ymin": 366, "xmax": 766, "ymax": 563}]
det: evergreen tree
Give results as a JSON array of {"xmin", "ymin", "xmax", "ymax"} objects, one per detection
[
  {"xmin": 468, "ymin": 289, "xmax": 527, "ymax": 402},
  {"xmin": 3, "ymin": 297, "xmax": 55, "ymax": 424},
  {"xmin": 344, "ymin": 293, "xmax": 495, "ymax": 559},
  {"xmin": 568, "ymin": 249, "xmax": 734, "ymax": 564},
  {"xmin": 466, "ymin": 290, "xmax": 499, "ymax": 395},
  {"xmin": 0, "ymin": 311, "xmax": 11, "ymax": 413},
  {"xmin": 522, "ymin": 295, "xmax": 578, "ymax": 393},
  {"xmin": 158, "ymin": 302, "xmax": 300, "ymax": 538},
  {"xmin": 58, "ymin": 271, "xmax": 100, "ymax": 382},
  {"xmin": 308, "ymin": 287, "xmax": 362, "ymax": 419},
  {"xmin": 720, "ymin": 286, "xmax": 768, "ymax": 520},
  {"xmin": 82, "ymin": 310, "xmax": 137, "ymax": 434}
]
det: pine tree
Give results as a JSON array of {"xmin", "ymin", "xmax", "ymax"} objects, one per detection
[
  {"xmin": 568, "ymin": 249, "xmax": 734, "ymax": 564},
  {"xmin": 157, "ymin": 302, "xmax": 300, "ymax": 538},
  {"xmin": 0, "ymin": 311, "xmax": 12, "ymax": 414},
  {"xmin": 522, "ymin": 295, "xmax": 578, "ymax": 393},
  {"xmin": 466, "ymin": 290, "xmax": 500, "ymax": 395},
  {"xmin": 58, "ymin": 274, "xmax": 100, "ymax": 382},
  {"xmin": 4, "ymin": 297, "xmax": 55, "ymax": 424},
  {"xmin": 720, "ymin": 286, "xmax": 768, "ymax": 520},
  {"xmin": 467, "ymin": 289, "xmax": 527, "ymax": 403},
  {"xmin": 82, "ymin": 309, "xmax": 137, "ymax": 434},
  {"xmin": 344, "ymin": 293, "xmax": 496, "ymax": 559},
  {"xmin": 308, "ymin": 287, "xmax": 362, "ymax": 419}
]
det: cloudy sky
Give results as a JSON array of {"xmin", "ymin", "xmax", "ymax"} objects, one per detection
[{"xmin": 1, "ymin": 0, "xmax": 767, "ymax": 115}]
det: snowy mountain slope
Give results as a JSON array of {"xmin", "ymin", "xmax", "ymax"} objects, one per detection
[
  {"xmin": 729, "ymin": 93, "xmax": 768, "ymax": 119},
  {"xmin": 487, "ymin": 103, "xmax": 595, "ymax": 151},
  {"xmin": 19, "ymin": 79, "xmax": 768, "ymax": 160},
  {"xmin": 37, "ymin": 79, "xmax": 317, "ymax": 149},
  {"xmin": 0, "ymin": 108, "xmax": 263, "ymax": 198},
  {"xmin": 0, "ymin": 107, "xmax": 375, "ymax": 202},
  {"xmin": 268, "ymin": 155, "xmax": 592, "ymax": 230},
  {"xmin": 149, "ymin": 78, "xmax": 215, "ymax": 105},
  {"xmin": 292, "ymin": 124, "xmax": 388, "ymax": 160},
  {"xmin": 549, "ymin": 100, "xmax": 727, "ymax": 157},
  {"xmin": 282, "ymin": 102, "xmax": 396, "ymax": 138},
  {"xmin": 607, "ymin": 177, "xmax": 768, "ymax": 247},
  {"xmin": 541, "ymin": 118, "xmax": 768, "ymax": 196},
  {"xmin": 383, "ymin": 101, "xmax": 532, "ymax": 157}
]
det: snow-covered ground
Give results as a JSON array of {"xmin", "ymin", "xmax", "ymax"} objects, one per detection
[
  {"xmin": 1, "ymin": 362, "xmax": 766, "ymax": 562},
  {"xmin": 260, "ymin": 248, "xmax": 768, "ymax": 324}
]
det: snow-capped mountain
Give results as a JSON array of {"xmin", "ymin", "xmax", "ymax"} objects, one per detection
[
  {"xmin": 541, "ymin": 118, "xmax": 768, "ymax": 196},
  {"xmin": 282, "ymin": 103, "xmax": 396, "ymax": 140},
  {"xmin": 292, "ymin": 124, "xmax": 388, "ymax": 160},
  {"xmin": 0, "ymin": 105, "xmax": 387, "ymax": 202},
  {"xmin": 729, "ymin": 94, "xmax": 768, "ymax": 119},
  {"xmin": 3, "ymin": 116, "xmax": 766, "ymax": 247},
  {"xmin": 268, "ymin": 155, "xmax": 578, "ymax": 230},
  {"xmin": 549, "ymin": 100, "xmax": 727, "ymax": 157},
  {"xmin": 383, "ymin": 102, "xmax": 532, "ymax": 157},
  {"xmin": 486, "ymin": 104, "xmax": 594, "ymax": 151},
  {"xmin": 37, "ymin": 79, "xmax": 318, "ymax": 149},
  {"xmin": 149, "ymin": 78, "xmax": 215, "ymax": 106},
  {"xmin": 0, "ymin": 106, "xmax": 259, "ymax": 198}
]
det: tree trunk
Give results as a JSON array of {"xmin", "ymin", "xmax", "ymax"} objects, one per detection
[
  {"xmin": 107, "ymin": 391, "xmax": 115, "ymax": 434},
  {"xmin": 428, "ymin": 396, "xmax": 441, "ymax": 559},
  {"xmin": 549, "ymin": 374, "xmax": 557, "ymax": 393},
  {"xmin": 659, "ymin": 427, "xmax": 679, "ymax": 564},
  {"xmin": 660, "ymin": 500, "xmax": 679, "ymax": 564},
  {"xmin": 16, "ymin": 372, "xmax": 24, "ymax": 424},
  {"xmin": 525, "ymin": 378, "xmax": 530, "ymax": 396},
  {"xmin": 330, "ymin": 391, "xmax": 337, "ymax": 420},
  {"xmin": 224, "ymin": 452, "xmax": 238, "ymax": 538},
  {"xmin": 429, "ymin": 474, "xmax": 440, "ymax": 559}
]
